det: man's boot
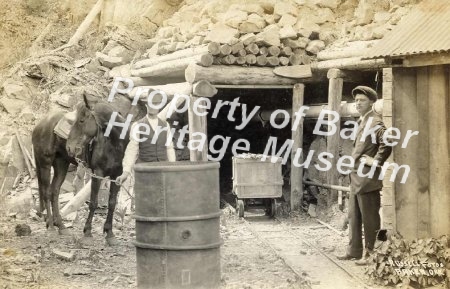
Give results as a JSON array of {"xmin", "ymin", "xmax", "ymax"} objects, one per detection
[
  {"xmin": 355, "ymin": 250, "xmax": 372, "ymax": 266},
  {"xmin": 336, "ymin": 252, "xmax": 361, "ymax": 261}
]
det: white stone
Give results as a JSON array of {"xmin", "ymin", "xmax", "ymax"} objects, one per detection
[
  {"xmin": 205, "ymin": 23, "xmax": 239, "ymax": 44},
  {"xmin": 374, "ymin": 11, "xmax": 391, "ymax": 23},
  {"xmin": 239, "ymin": 33, "xmax": 256, "ymax": 45},
  {"xmin": 313, "ymin": 0, "xmax": 341, "ymax": 9},
  {"xmin": 316, "ymin": 7, "xmax": 335, "ymax": 24},
  {"xmin": 0, "ymin": 98, "xmax": 26, "ymax": 114},
  {"xmin": 238, "ymin": 13, "xmax": 266, "ymax": 33},
  {"xmin": 255, "ymin": 24, "xmax": 280, "ymax": 47},
  {"xmin": 278, "ymin": 14, "xmax": 297, "ymax": 27},
  {"xmin": 19, "ymin": 106, "xmax": 35, "ymax": 122},
  {"xmin": 306, "ymin": 40, "xmax": 326, "ymax": 54},
  {"xmin": 2, "ymin": 79, "xmax": 31, "ymax": 101},
  {"xmin": 354, "ymin": 1, "xmax": 374, "ymax": 25},
  {"xmin": 95, "ymin": 52, "xmax": 126, "ymax": 68},
  {"xmin": 264, "ymin": 14, "xmax": 277, "ymax": 25},
  {"xmin": 222, "ymin": 10, "xmax": 248, "ymax": 28},
  {"xmin": 295, "ymin": 19, "xmax": 320, "ymax": 39},
  {"xmin": 236, "ymin": 3, "xmax": 265, "ymax": 15},
  {"xmin": 274, "ymin": 2, "xmax": 299, "ymax": 16},
  {"xmin": 279, "ymin": 25, "xmax": 298, "ymax": 39}
]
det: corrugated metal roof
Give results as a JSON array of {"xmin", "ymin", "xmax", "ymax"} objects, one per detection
[{"xmin": 364, "ymin": 0, "xmax": 450, "ymax": 59}]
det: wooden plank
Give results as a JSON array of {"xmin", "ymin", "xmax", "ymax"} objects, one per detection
[
  {"xmin": 15, "ymin": 133, "xmax": 35, "ymax": 178},
  {"xmin": 416, "ymin": 66, "xmax": 430, "ymax": 238},
  {"xmin": 61, "ymin": 181, "xmax": 92, "ymax": 217},
  {"xmin": 326, "ymin": 71, "xmax": 343, "ymax": 203},
  {"xmin": 317, "ymin": 219, "xmax": 344, "ymax": 236},
  {"xmin": 381, "ymin": 204, "xmax": 395, "ymax": 230},
  {"xmin": 290, "ymin": 83, "xmax": 305, "ymax": 211},
  {"xmin": 255, "ymin": 100, "xmax": 383, "ymax": 121},
  {"xmin": 133, "ymin": 44, "xmax": 217, "ymax": 69},
  {"xmin": 311, "ymin": 57, "xmax": 389, "ymax": 71},
  {"xmin": 326, "ymin": 68, "xmax": 365, "ymax": 83},
  {"xmin": 131, "ymin": 54, "xmax": 213, "ymax": 78},
  {"xmin": 392, "ymin": 67, "xmax": 418, "ymax": 239},
  {"xmin": 428, "ymin": 65, "xmax": 450, "ymax": 237},
  {"xmin": 67, "ymin": 0, "xmax": 104, "ymax": 46},
  {"xmin": 126, "ymin": 76, "xmax": 186, "ymax": 87},
  {"xmin": 316, "ymin": 40, "xmax": 379, "ymax": 61},
  {"xmin": 214, "ymin": 84, "xmax": 294, "ymax": 89},
  {"xmin": 273, "ymin": 65, "xmax": 313, "ymax": 79},
  {"xmin": 188, "ymin": 95, "xmax": 208, "ymax": 161},
  {"xmin": 402, "ymin": 54, "xmax": 450, "ymax": 67},
  {"xmin": 381, "ymin": 68, "xmax": 395, "ymax": 230},
  {"xmin": 185, "ymin": 63, "xmax": 321, "ymax": 85},
  {"xmin": 126, "ymin": 82, "xmax": 193, "ymax": 101},
  {"xmin": 303, "ymin": 180, "xmax": 350, "ymax": 192}
]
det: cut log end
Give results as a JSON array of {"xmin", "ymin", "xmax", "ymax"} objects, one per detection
[
  {"xmin": 219, "ymin": 44, "xmax": 232, "ymax": 56},
  {"xmin": 256, "ymin": 55, "xmax": 268, "ymax": 66},
  {"xmin": 245, "ymin": 54, "xmax": 257, "ymax": 65},
  {"xmin": 208, "ymin": 42, "xmax": 220, "ymax": 55},
  {"xmin": 193, "ymin": 80, "xmax": 218, "ymax": 97},
  {"xmin": 245, "ymin": 43, "xmax": 259, "ymax": 55},
  {"xmin": 266, "ymin": 56, "xmax": 280, "ymax": 67},
  {"xmin": 199, "ymin": 53, "xmax": 214, "ymax": 67},
  {"xmin": 268, "ymin": 46, "xmax": 281, "ymax": 57}
]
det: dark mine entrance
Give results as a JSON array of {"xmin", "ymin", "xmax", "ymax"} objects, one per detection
[
  {"xmin": 204, "ymin": 71, "xmax": 379, "ymax": 212},
  {"xmin": 206, "ymin": 85, "xmax": 329, "ymax": 207}
]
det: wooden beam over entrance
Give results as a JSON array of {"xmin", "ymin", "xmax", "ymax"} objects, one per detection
[
  {"xmin": 327, "ymin": 68, "xmax": 365, "ymax": 83},
  {"xmin": 185, "ymin": 63, "xmax": 324, "ymax": 85}
]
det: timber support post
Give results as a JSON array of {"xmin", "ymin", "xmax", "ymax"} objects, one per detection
[
  {"xmin": 188, "ymin": 94, "xmax": 208, "ymax": 161},
  {"xmin": 327, "ymin": 69, "xmax": 343, "ymax": 204},
  {"xmin": 290, "ymin": 83, "xmax": 305, "ymax": 211}
]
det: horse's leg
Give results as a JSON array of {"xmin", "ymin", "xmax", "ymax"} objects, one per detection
[
  {"xmin": 104, "ymin": 181, "xmax": 120, "ymax": 246},
  {"xmin": 34, "ymin": 165, "xmax": 46, "ymax": 217},
  {"xmin": 39, "ymin": 164, "xmax": 55, "ymax": 231},
  {"xmin": 83, "ymin": 176, "xmax": 101, "ymax": 239},
  {"xmin": 51, "ymin": 157, "xmax": 70, "ymax": 235}
]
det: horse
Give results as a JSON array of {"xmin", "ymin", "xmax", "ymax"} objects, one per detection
[
  {"xmin": 65, "ymin": 95, "xmax": 137, "ymax": 245},
  {"xmin": 32, "ymin": 112, "xmax": 77, "ymax": 235},
  {"xmin": 32, "ymin": 93, "xmax": 145, "ymax": 245}
]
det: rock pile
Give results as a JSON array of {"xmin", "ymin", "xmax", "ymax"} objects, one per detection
[
  {"xmin": 0, "ymin": 24, "xmax": 145, "ymax": 196},
  {"xmin": 123, "ymin": 0, "xmax": 418, "ymax": 79}
]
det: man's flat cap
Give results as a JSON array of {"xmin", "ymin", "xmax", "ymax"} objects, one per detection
[{"xmin": 352, "ymin": 86, "xmax": 378, "ymax": 102}]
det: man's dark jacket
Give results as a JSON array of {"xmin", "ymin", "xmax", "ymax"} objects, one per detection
[{"xmin": 350, "ymin": 110, "xmax": 392, "ymax": 194}]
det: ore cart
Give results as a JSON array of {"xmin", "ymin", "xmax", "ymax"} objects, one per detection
[{"xmin": 232, "ymin": 156, "xmax": 283, "ymax": 218}]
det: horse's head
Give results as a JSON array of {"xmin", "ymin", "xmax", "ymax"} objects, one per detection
[{"xmin": 66, "ymin": 94, "xmax": 99, "ymax": 159}]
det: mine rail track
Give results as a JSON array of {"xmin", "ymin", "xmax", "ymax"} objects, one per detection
[{"xmin": 238, "ymin": 212, "xmax": 372, "ymax": 289}]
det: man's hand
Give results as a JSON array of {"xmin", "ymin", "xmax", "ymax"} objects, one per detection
[
  {"xmin": 360, "ymin": 154, "xmax": 378, "ymax": 167},
  {"xmin": 115, "ymin": 171, "xmax": 130, "ymax": 186}
]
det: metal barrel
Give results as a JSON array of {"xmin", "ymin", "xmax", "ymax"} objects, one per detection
[{"xmin": 133, "ymin": 161, "xmax": 221, "ymax": 289}]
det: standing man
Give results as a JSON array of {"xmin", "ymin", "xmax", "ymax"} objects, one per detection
[
  {"xmin": 116, "ymin": 97, "xmax": 176, "ymax": 185},
  {"xmin": 337, "ymin": 86, "xmax": 392, "ymax": 265}
]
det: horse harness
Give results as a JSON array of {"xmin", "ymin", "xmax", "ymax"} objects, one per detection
[{"xmin": 74, "ymin": 108, "xmax": 119, "ymax": 184}]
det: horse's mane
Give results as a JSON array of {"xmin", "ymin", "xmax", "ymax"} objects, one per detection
[{"xmin": 90, "ymin": 100, "xmax": 129, "ymax": 143}]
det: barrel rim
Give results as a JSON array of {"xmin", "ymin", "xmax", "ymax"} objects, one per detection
[
  {"xmin": 133, "ymin": 212, "xmax": 222, "ymax": 222},
  {"xmin": 135, "ymin": 161, "xmax": 220, "ymax": 172},
  {"xmin": 133, "ymin": 240, "xmax": 223, "ymax": 250}
]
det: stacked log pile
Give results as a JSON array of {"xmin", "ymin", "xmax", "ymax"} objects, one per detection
[
  {"xmin": 128, "ymin": 0, "xmax": 417, "ymax": 79},
  {"xmin": 133, "ymin": 1, "xmax": 328, "ymax": 74}
]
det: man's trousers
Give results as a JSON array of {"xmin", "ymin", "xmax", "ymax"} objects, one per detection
[{"xmin": 347, "ymin": 190, "xmax": 381, "ymax": 258}]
